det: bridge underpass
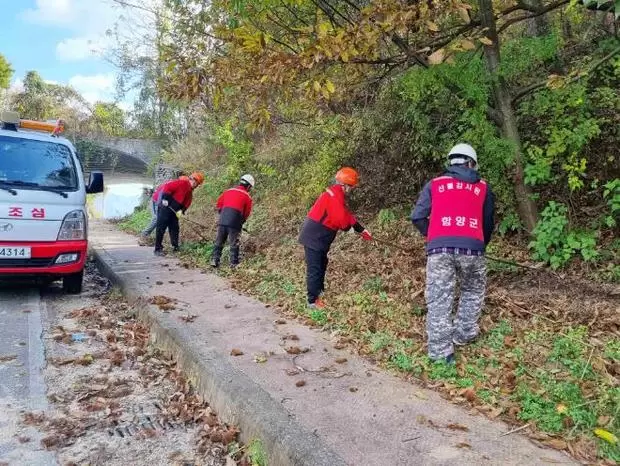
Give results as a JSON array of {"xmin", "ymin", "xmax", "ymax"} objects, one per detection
[{"xmin": 78, "ymin": 136, "xmax": 161, "ymax": 220}]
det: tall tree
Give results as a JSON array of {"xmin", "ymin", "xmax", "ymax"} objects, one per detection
[{"xmin": 0, "ymin": 53, "xmax": 13, "ymax": 90}]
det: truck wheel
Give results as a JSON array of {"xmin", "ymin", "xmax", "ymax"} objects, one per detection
[{"xmin": 62, "ymin": 270, "xmax": 83, "ymax": 294}]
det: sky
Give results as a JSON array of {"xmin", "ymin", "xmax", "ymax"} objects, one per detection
[{"xmin": 0, "ymin": 0, "xmax": 151, "ymax": 109}]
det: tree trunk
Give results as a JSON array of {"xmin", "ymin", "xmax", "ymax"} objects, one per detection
[
  {"xmin": 478, "ymin": 0, "xmax": 539, "ymax": 233},
  {"xmin": 524, "ymin": 0, "xmax": 550, "ymax": 36}
]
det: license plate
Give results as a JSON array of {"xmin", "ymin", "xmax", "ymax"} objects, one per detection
[{"xmin": 0, "ymin": 247, "xmax": 31, "ymax": 259}]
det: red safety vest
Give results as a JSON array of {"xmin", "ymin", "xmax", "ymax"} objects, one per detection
[{"xmin": 427, "ymin": 176, "xmax": 487, "ymax": 242}]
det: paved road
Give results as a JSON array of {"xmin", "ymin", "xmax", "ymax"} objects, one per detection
[{"xmin": 0, "ymin": 283, "xmax": 56, "ymax": 465}]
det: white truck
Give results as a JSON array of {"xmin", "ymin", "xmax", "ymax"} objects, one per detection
[{"xmin": 0, "ymin": 111, "xmax": 104, "ymax": 293}]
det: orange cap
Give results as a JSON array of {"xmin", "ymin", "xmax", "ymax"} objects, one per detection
[
  {"xmin": 190, "ymin": 172, "xmax": 205, "ymax": 185},
  {"xmin": 335, "ymin": 167, "xmax": 359, "ymax": 187}
]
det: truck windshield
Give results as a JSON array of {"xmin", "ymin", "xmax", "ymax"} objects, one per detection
[{"xmin": 0, "ymin": 136, "xmax": 78, "ymax": 190}]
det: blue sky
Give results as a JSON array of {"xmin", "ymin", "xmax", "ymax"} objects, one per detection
[{"xmin": 0, "ymin": 0, "xmax": 145, "ymax": 108}]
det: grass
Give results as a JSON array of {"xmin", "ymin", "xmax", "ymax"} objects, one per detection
[
  {"xmin": 247, "ymin": 438, "xmax": 267, "ymax": 466},
  {"xmin": 118, "ymin": 207, "xmax": 151, "ymax": 233}
]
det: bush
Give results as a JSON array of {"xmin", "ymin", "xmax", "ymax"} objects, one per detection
[{"xmin": 529, "ymin": 201, "xmax": 599, "ymax": 268}]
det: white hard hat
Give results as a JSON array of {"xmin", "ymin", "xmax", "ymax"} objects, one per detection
[
  {"xmin": 240, "ymin": 174, "xmax": 255, "ymax": 187},
  {"xmin": 448, "ymin": 143, "xmax": 477, "ymax": 165}
]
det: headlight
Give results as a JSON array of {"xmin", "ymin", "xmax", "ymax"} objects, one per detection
[{"xmin": 57, "ymin": 210, "xmax": 86, "ymax": 240}]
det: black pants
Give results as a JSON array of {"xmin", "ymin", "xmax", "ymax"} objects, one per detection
[
  {"xmin": 211, "ymin": 225, "xmax": 241, "ymax": 265},
  {"xmin": 304, "ymin": 246, "xmax": 329, "ymax": 304},
  {"xmin": 154, "ymin": 206, "xmax": 179, "ymax": 251}
]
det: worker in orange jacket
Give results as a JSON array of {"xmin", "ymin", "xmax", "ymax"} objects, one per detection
[
  {"xmin": 298, "ymin": 167, "xmax": 372, "ymax": 308},
  {"xmin": 154, "ymin": 172, "xmax": 204, "ymax": 256}
]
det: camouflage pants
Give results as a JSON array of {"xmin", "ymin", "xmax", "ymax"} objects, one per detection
[{"xmin": 425, "ymin": 253, "xmax": 487, "ymax": 360}]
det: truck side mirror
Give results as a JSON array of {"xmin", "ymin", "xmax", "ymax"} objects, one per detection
[{"xmin": 86, "ymin": 171, "xmax": 104, "ymax": 194}]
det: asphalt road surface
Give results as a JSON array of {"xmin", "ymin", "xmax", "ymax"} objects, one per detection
[{"xmin": 0, "ymin": 281, "xmax": 56, "ymax": 465}]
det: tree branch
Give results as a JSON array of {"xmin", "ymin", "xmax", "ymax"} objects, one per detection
[
  {"xmin": 498, "ymin": 0, "xmax": 570, "ymax": 33},
  {"xmin": 512, "ymin": 44, "xmax": 620, "ymax": 103}
]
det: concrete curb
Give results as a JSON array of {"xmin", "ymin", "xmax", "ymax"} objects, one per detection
[{"xmin": 91, "ymin": 248, "xmax": 347, "ymax": 466}]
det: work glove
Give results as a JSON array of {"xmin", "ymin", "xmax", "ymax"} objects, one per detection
[
  {"xmin": 176, "ymin": 210, "xmax": 182, "ymax": 219},
  {"xmin": 360, "ymin": 229, "xmax": 373, "ymax": 241},
  {"xmin": 161, "ymin": 199, "xmax": 169, "ymax": 207}
]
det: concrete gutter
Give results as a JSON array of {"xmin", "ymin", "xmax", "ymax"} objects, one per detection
[{"xmin": 92, "ymin": 247, "xmax": 347, "ymax": 466}]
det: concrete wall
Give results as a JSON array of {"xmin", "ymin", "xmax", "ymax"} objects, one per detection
[{"xmin": 94, "ymin": 137, "xmax": 162, "ymax": 165}]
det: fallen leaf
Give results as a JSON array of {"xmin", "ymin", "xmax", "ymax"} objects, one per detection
[
  {"xmin": 556, "ymin": 403, "xmax": 568, "ymax": 414},
  {"xmin": 179, "ymin": 314, "xmax": 198, "ymax": 323},
  {"xmin": 594, "ymin": 428, "xmax": 618, "ymax": 444},
  {"xmin": 230, "ymin": 348, "xmax": 244, "ymax": 356},
  {"xmin": 286, "ymin": 346, "xmax": 301, "ymax": 354},
  {"xmin": 463, "ymin": 388, "xmax": 476, "ymax": 402},
  {"xmin": 446, "ymin": 423, "xmax": 469, "ymax": 432},
  {"xmin": 0, "ymin": 354, "xmax": 17, "ymax": 362},
  {"xmin": 295, "ymin": 380, "xmax": 306, "ymax": 387},
  {"xmin": 479, "ymin": 37, "xmax": 493, "ymax": 46},
  {"xmin": 542, "ymin": 439, "xmax": 568, "ymax": 450},
  {"xmin": 274, "ymin": 319, "xmax": 286, "ymax": 325},
  {"xmin": 426, "ymin": 20, "xmax": 439, "ymax": 32},
  {"xmin": 428, "ymin": 48, "xmax": 445, "ymax": 65},
  {"xmin": 285, "ymin": 369, "xmax": 300, "ymax": 376},
  {"xmin": 41, "ymin": 435, "xmax": 60, "ymax": 449},
  {"xmin": 455, "ymin": 442, "xmax": 471, "ymax": 449},
  {"xmin": 597, "ymin": 415, "xmax": 610, "ymax": 426},
  {"xmin": 460, "ymin": 39, "xmax": 476, "ymax": 50},
  {"xmin": 335, "ymin": 357, "xmax": 348, "ymax": 364},
  {"xmin": 457, "ymin": 6, "xmax": 470, "ymax": 23}
]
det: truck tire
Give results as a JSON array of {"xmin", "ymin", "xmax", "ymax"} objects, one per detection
[{"xmin": 62, "ymin": 270, "xmax": 83, "ymax": 294}]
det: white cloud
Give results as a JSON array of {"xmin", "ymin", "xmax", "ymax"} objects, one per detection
[
  {"xmin": 21, "ymin": 0, "xmax": 116, "ymax": 30},
  {"xmin": 68, "ymin": 73, "xmax": 115, "ymax": 103},
  {"xmin": 56, "ymin": 36, "xmax": 108, "ymax": 61}
]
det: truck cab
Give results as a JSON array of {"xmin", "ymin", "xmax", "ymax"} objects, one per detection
[{"xmin": 0, "ymin": 111, "xmax": 103, "ymax": 293}]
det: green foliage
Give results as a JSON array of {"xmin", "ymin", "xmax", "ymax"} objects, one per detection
[
  {"xmin": 500, "ymin": 34, "xmax": 562, "ymax": 82},
  {"xmin": 549, "ymin": 326, "xmax": 593, "ymax": 378},
  {"xmin": 498, "ymin": 211, "xmax": 522, "ymax": 236},
  {"xmin": 377, "ymin": 208, "xmax": 397, "ymax": 228},
  {"xmin": 530, "ymin": 202, "xmax": 599, "ymax": 268},
  {"xmin": 215, "ymin": 120, "xmax": 254, "ymax": 182},
  {"xmin": 309, "ymin": 309, "xmax": 328, "ymax": 325},
  {"xmin": 483, "ymin": 320, "xmax": 513, "ymax": 351},
  {"xmin": 286, "ymin": 117, "xmax": 349, "ymax": 206},
  {"xmin": 368, "ymin": 331, "xmax": 394, "ymax": 352},
  {"xmin": 603, "ymin": 179, "xmax": 620, "ymax": 227},
  {"xmin": 10, "ymin": 71, "xmax": 88, "ymax": 122},
  {"xmin": 517, "ymin": 386, "xmax": 565, "ymax": 432},
  {"xmin": 0, "ymin": 53, "xmax": 13, "ymax": 90},
  {"xmin": 247, "ymin": 438, "xmax": 267, "ymax": 466},
  {"xmin": 521, "ymin": 84, "xmax": 601, "ymax": 191},
  {"xmin": 428, "ymin": 359, "xmax": 458, "ymax": 381},
  {"xmin": 118, "ymin": 208, "xmax": 151, "ymax": 233},
  {"xmin": 362, "ymin": 276, "xmax": 384, "ymax": 293},
  {"xmin": 389, "ymin": 352, "xmax": 414, "ymax": 372},
  {"xmin": 91, "ymin": 102, "xmax": 127, "ymax": 137}
]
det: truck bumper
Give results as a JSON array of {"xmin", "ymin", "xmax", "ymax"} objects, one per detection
[{"xmin": 0, "ymin": 240, "xmax": 87, "ymax": 276}]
